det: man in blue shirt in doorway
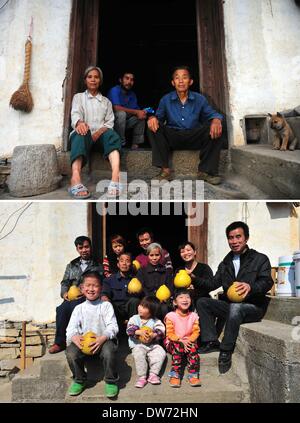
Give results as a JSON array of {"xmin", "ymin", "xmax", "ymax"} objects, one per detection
[
  {"xmin": 147, "ymin": 66, "xmax": 224, "ymax": 185},
  {"xmin": 108, "ymin": 72, "xmax": 147, "ymax": 149}
]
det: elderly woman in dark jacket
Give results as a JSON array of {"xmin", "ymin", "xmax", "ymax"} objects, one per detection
[{"xmin": 136, "ymin": 242, "xmax": 174, "ymax": 319}]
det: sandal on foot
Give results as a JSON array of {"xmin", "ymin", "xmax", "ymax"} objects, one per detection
[
  {"xmin": 68, "ymin": 184, "xmax": 91, "ymax": 199},
  {"xmin": 156, "ymin": 170, "xmax": 173, "ymax": 181},
  {"xmin": 107, "ymin": 181, "xmax": 120, "ymax": 197}
]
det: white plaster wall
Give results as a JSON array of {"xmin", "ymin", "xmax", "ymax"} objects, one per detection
[
  {"xmin": 0, "ymin": 202, "xmax": 88, "ymax": 322},
  {"xmin": 0, "ymin": 0, "xmax": 72, "ymax": 158},
  {"xmin": 223, "ymin": 0, "xmax": 300, "ymax": 146},
  {"xmin": 208, "ymin": 202, "xmax": 300, "ymax": 272}
]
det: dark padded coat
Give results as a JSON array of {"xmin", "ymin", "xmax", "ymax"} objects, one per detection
[
  {"xmin": 60, "ymin": 256, "xmax": 103, "ymax": 298},
  {"xmin": 197, "ymin": 248, "xmax": 273, "ymax": 308}
]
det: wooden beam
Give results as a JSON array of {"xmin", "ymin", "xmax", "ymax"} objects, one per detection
[
  {"xmin": 188, "ymin": 202, "xmax": 208, "ymax": 264},
  {"xmin": 20, "ymin": 321, "xmax": 26, "ymax": 370},
  {"xmin": 87, "ymin": 202, "xmax": 93, "ymax": 241},
  {"xmin": 62, "ymin": 0, "xmax": 100, "ymax": 150},
  {"xmin": 196, "ymin": 0, "xmax": 228, "ymax": 115},
  {"xmin": 102, "ymin": 204, "xmax": 107, "ymax": 258}
]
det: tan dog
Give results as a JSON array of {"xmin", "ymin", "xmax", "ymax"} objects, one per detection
[{"xmin": 268, "ymin": 112, "xmax": 298, "ymax": 151}]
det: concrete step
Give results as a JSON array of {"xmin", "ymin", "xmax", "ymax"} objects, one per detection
[
  {"xmin": 11, "ymin": 344, "xmax": 246, "ymax": 403},
  {"xmin": 234, "ymin": 319, "xmax": 300, "ymax": 403},
  {"xmin": 231, "ymin": 144, "xmax": 300, "ymax": 198},
  {"xmin": 264, "ymin": 296, "xmax": 300, "ymax": 325}
]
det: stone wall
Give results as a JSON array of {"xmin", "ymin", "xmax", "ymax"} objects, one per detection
[{"xmin": 0, "ymin": 320, "xmax": 56, "ymax": 379}]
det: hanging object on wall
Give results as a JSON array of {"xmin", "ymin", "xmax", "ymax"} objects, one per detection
[{"xmin": 9, "ymin": 17, "xmax": 34, "ymax": 113}]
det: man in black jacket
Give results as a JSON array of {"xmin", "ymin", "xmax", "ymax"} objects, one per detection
[
  {"xmin": 197, "ymin": 221, "xmax": 273, "ymax": 373},
  {"xmin": 49, "ymin": 236, "xmax": 103, "ymax": 354}
]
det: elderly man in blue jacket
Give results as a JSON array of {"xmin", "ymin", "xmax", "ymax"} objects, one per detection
[{"xmin": 147, "ymin": 65, "xmax": 224, "ymax": 185}]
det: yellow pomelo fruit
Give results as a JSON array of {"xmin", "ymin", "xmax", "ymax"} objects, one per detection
[
  {"xmin": 81, "ymin": 331, "xmax": 96, "ymax": 355},
  {"xmin": 132, "ymin": 260, "xmax": 141, "ymax": 271},
  {"xmin": 127, "ymin": 278, "xmax": 143, "ymax": 294},
  {"xmin": 156, "ymin": 284, "xmax": 171, "ymax": 302},
  {"xmin": 174, "ymin": 270, "xmax": 192, "ymax": 288},
  {"xmin": 227, "ymin": 282, "xmax": 244, "ymax": 303},
  {"xmin": 139, "ymin": 326, "xmax": 153, "ymax": 343},
  {"xmin": 67, "ymin": 285, "xmax": 82, "ymax": 301}
]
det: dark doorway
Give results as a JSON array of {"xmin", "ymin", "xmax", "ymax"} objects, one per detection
[
  {"xmin": 91, "ymin": 203, "xmax": 188, "ymax": 270},
  {"xmin": 63, "ymin": 0, "xmax": 228, "ymax": 150},
  {"xmin": 98, "ymin": 0, "xmax": 200, "ymax": 110}
]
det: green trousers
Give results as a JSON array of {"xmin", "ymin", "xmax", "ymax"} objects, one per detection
[{"xmin": 70, "ymin": 129, "xmax": 121, "ymax": 167}]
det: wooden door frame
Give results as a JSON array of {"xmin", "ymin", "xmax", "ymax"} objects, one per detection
[
  {"xmin": 62, "ymin": 0, "xmax": 100, "ymax": 150},
  {"xmin": 62, "ymin": 0, "xmax": 229, "ymax": 150},
  {"xmin": 188, "ymin": 202, "xmax": 208, "ymax": 264},
  {"xmin": 89, "ymin": 202, "xmax": 206, "ymax": 263},
  {"xmin": 196, "ymin": 0, "xmax": 229, "ymax": 117}
]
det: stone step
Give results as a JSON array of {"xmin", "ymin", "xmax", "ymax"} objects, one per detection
[
  {"xmin": 11, "ymin": 345, "xmax": 246, "ymax": 403},
  {"xmin": 58, "ymin": 148, "xmax": 229, "ymax": 178},
  {"xmin": 264, "ymin": 296, "xmax": 300, "ymax": 325},
  {"xmin": 66, "ymin": 349, "xmax": 244, "ymax": 404},
  {"xmin": 66, "ymin": 373, "xmax": 244, "ymax": 404},
  {"xmin": 234, "ymin": 319, "xmax": 300, "ymax": 403},
  {"xmin": 1, "ymin": 149, "xmax": 266, "ymax": 200},
  {"xmin": 231, "ymin": 144, "xmax": 300, "ymax": 198},
  {"xmin": 11, "ymin": 353, "xmax": 69, "ymax": 402}
]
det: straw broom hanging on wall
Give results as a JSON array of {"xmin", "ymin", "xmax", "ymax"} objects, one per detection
[{"xmin": 10, "ymin": 18, "xmax": 34, "ymax": 113}]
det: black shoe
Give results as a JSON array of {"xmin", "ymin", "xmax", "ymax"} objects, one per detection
[
  {"xmin": 218, "ymin": 351, "xmax": 232, "ymax": 374},
  {"xmin": 198, "ymin": 341, "xmax": 220, "ymax": 354}
]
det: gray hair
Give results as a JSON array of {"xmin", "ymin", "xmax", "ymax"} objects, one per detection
[
  {"xmin": 146, "ymin": 242, "xmax": 163, "ymax": 256},
  {"xmin": 84, "ymin": 66, "xmax": 103, "ymax": 84}
]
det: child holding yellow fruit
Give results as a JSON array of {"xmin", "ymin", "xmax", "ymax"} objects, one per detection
[
  {"xmin": 126, "ymin": 296, "xmax": 166, "ymax": 388},
  {"xmin": 66, "ymin": 271, "xmax": 119, "ymax": 398}
]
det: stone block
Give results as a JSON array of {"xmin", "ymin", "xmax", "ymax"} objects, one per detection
[
  {"xmin": 17, "ymin": 336, "xmax": 43, "ymax": 346},
  {"xmin": 38, "ymin": 329, "xmax": 56, "ymax": 336},
  {"xmin": 0, "ymin": 343, "xmax": 20, "ymax": 348},
  {"xmin": 33, "ymin": 324, "xmax": 47, "ymax": 329},
  {"xmin": 12, "ymin": 378, "xmax": 69, "ymax": 401},
  {"xmin": 0, "ymin": 359, "xmax": 20, "ymax": 371},
  {"xmin": 7, "ymin": 144, "xmax": 63, "ymax": 197},
  {"xmin": 286, "ymin": 117, "xmax": 300, "ymax": 148},
  {"xmin": 0, "ymin": 348, "xmax": 20, "ymax": 360},
  {"xmin": 45, "ymin": 323, "xmax": 56, "ymax": 329},
  {"xmin": 264, "ymin": 296, "xmax": 300, "ymax": 325},
  {"xmin": 40, "ymin": 358, "xmax": 69, "ymax": 380},
  {"xmin": 231, "ymin": 145, "xmax": 300, "ymax": 199},
  {"xmin": 12, "ymin": 322, "xmax": 25, "ymax": 330},
  {"xmin": 0, "ymin": 321, "xmax": 15, "ymax": 329},
  {"xmin": 0, "ymin": 329, "xmax": 19, "ymax": 337},
  {"xmin": 0, "ymin": 337, "xmax": 18, "ymax": 344},
  {"xmin": 25, "ymin": 323, "xmax": 39, "ymax": 332},
  {"xmin": 57, "ymin": 151, "xmax": 72, "ymax": 176},
  {"xmin": 236, "ymin": 320, "xmax": 300, "ymax": 403},
  {"xmin": 25, "ymin": 345, "xmax": 44, "ymax": 358}
]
